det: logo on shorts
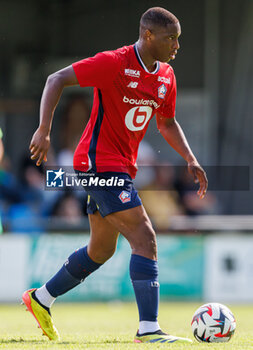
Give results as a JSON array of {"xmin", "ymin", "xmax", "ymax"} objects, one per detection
[
  {"xmin": 119, "ymin": 190, "xmax": 131, "ymax": 203},
  {"xmin": 158, "ymin": 84, "xmax": 167, "ymax": 99},
  {"xmin": 46, "ymin": 168, "xmax": 65, "ymax": 187}
]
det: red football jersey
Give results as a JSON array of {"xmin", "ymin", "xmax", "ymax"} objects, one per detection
[{"xmin": 72, "ymin": 44, "xmax": 176, "ymax": 178}]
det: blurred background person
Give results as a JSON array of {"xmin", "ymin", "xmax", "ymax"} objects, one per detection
[
  {"xmin": 51, "ymin": 191, "xmax": 84, "ymax": 226},
  {"xmin": 57, "ymin": 94, "xmax": 90, "ymax": 167},
  {"xmin": 139, "ymin": 163, "xmax": 184, "ymax": 231},
  {"xmin": 174, "ymin": 165, "xmax": 218, "ymax": 216}
]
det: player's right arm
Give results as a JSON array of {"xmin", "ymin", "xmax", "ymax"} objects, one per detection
[
  {"xmin": 30, "ymin": 66, "xmax": 78, "ymax": 166},
  {"xmin": 31, "ymin": 50, "xmax": 119, "ymax": 166}
]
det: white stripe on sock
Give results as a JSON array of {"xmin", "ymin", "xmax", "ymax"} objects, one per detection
[
  {"xmin": 139, "ymin": 320, "xmax": 160, "ymax": 334},
  {"xmin": 35, "ymin": 285, "xmax": 56, "ymax": 308}
]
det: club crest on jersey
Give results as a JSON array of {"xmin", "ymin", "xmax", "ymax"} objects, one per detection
[
  {"xmin": 119, "ymin": 190, "xmax": 131, "ymax": 203},
  {"xmin": 158, "ymin": 84, "xmax": 167, "ymax": 99}
]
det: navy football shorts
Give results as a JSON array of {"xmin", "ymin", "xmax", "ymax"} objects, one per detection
[{"xmin": 75, "ymin": 171, "xmax": 142, "ymax": 217}]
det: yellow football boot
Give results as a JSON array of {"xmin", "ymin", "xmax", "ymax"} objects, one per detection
[
  {"xmin": 22, "ymin": 288, "xmax": 60, "ymax": 341},
  {"xmin": 134, "ymin": 329, "xmax": 192, "ymax": 344}
]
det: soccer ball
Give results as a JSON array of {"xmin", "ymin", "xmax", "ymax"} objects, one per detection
[{"xmin": 191, "ymin": 303, "xmax": 236, "ymax": 343}]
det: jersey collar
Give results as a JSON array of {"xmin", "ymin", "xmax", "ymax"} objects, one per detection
[{"xmin": 134, "ymin": 43, "xmax": 160, "ymax": 74}]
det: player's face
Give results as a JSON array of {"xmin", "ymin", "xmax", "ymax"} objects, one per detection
[{"xmin": 148, "ymin": 22, "xmax": 181, "ymax": 62}]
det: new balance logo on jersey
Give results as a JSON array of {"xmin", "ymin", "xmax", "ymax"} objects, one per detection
[
  {"xmin": 125, "ymin": 68, "xmax": 140, "ymax": 78},
  {"xmin": 158, "ymin": 76, "xmax": 171, "ymax": 84},
  {"xmin": 127, "ymin": 81, "xmax": 138, "ymax": 88}
]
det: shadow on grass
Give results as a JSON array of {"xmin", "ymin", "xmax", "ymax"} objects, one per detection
[
  {"xmin": 0, "ymin": 338, "xmax": 48, "ymax": 344},
  {"xmin": 0, "ymin": 337, "xmax": 131, "ymax": 345}
]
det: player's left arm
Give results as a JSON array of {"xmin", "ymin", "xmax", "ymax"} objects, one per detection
[{"xmin": 156, "ymin": 113, "xmax": 208, "ymax": 199}]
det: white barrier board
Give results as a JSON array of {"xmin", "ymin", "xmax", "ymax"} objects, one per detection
[
  {"xmin": 204, "ymin": 234, "xmax": 253, "ymax": 302},
  {"xmin": 0, "ymin": 235, "xmax": 30, "ymax": 301}
]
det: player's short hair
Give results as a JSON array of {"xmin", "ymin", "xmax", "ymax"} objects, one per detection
[{"xmin": 140, "ymin": 7, "xmax": 178, "ymax": 31}]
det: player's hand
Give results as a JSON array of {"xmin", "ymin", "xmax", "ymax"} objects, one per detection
[
  {"xmin": 187, "ymin": 161, "xmax": 208, "ymax": 199},
  {"xmin": 29, "ymin": 127, "xmax": 50, "ymax": 166}
]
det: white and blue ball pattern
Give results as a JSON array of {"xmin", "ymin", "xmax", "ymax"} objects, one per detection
[{"xmin": 191, "ymin": 303, "xmax": 236, "ymax": 343}]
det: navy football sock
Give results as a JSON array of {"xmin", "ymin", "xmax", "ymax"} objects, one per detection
[
  {"xmin": 130, "ymin": 254, "xmax": 159, "ymax": 322},
  {"xmin": 46, "ymin": 246, "xmax": 102, "ymax": 297}
]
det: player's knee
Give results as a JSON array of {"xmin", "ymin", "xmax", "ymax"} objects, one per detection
[
  {"xmin": 101, "ymin": 246, "xmax": 117, "ymax": 261},
  {"xmin": 132, "ymin": 221, "xmax": 157, "ymax": 259},
  {"xmin": 144, "ymin": 228, "xmax": 157, "ymax": 258},
  {"xmin": 88, "ymin": 245, "xmax": 116, "ymax": 264}
]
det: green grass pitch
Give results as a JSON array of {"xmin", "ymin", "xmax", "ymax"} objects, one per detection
[{"xmin": 0, "ymin": 302, "xmax": 253, "ymax": 349}]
